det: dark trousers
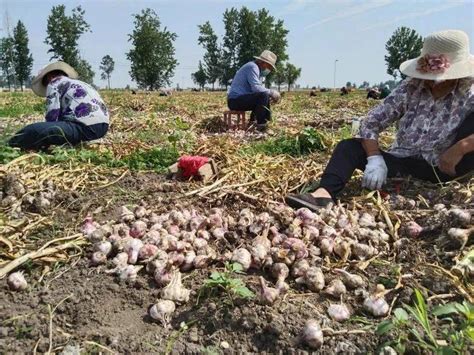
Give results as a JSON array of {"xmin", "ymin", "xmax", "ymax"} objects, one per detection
[
  {"xmin": 320, "ymin": 113, "xmax": 474, "ymax": 198},
  {"xmin": 227, "ymin": 92, "xmax": 271, "ymax": 125},
  {"xmin": 8, "ymin": 121, "xmax": 109, "ymax": 151}
]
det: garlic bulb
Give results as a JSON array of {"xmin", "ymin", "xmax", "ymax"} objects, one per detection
[
  {"xmin": 335, "ymin": 269, "xmax": 365, "ymax": 289},
  {"xmin": 124, "ymin": 238, "xmax": 144, "ymax": 264},
  {"xmin": 271, "ymin": 263, "xmax": 289, "ymax": 283},
  {"xmin": 352, "ymin": 242, "xmax": 376, "ymax": 260},
  {"xmin": 119, "ymin": 265, "xmax": 141, "ymax": 282},
  {"xmin": 324, "ymin": 278, "xmax": 347, "ymax": 298},
  {"xmin": 319, "ymin": 238, "xmax": 334, "ymax": 255},
  {"xmin": 291, "ymin": 259, "xmax": 310, "ymax": 278},
  {"xmin": 327, "ymin": 303, "xmax": 351, "ymax": 322},
  {"xmin": 359, "ymin": 213, "xmax": 376, "ymax": 228},
  {"xmin": 448, "ymin": 227, "xmax": 473, "ymax": 249},
  {"xmin": 81, "ymin": 216, "xmax": 97, "ymax": 236},
  {"xmin": 405, "ymin": 221, "xmax": 423, "ymax": 238},
  {"xmin": 193, "ymin": 255, "xmax": 210, "ymax": 269},
  {"xmin": 94, "ymin": 241, "xmax": 112, "ymax": 256},
  {"xmin": 129, "ymin": 220, "xmax": 147, "ymax": 238},
  {"xmin": 91, "ymin": 251, "xmax": 107, "ymax": 266},
  {"xmin": 282, "ymin": 238, "xmax": 308, "ymax": 259},
  {"xmin": 231, "ymin": 248, "xmax": 252, "ymax": 270},
  {"xmin": 154, "ymin": 267, "xmax": 172, "ymax": 287},
  {"xmin": 296, "ymin": 266, "xmax": 325, "ymax": 292},
  {"xmin": 449, "ymin": 208, "xmax": 471, "ymax": 226},
  {"xmin": 134, "ymin": 205, "xmax": 148, "ymax": 219},
  {"xmin": 296, "ymin": 208, "xmax": 317, "ymax": 225},
  {"xmin": 118, "ymin": 206, "xmax": 135, "ymax": 222},
  {"xmin": 363, "ymin": 284, "xmax": 389, "ymax": 317},
  {"xmin": 334, "ymin": 239, "xmax": 351, "ymax": 261},
  {"xmin": 138, "ymin": 244, "xmax": 159, "ymax": 260},
  {"xmin": 301, "ymin": 319, "xmax": 324, "ymax": 349},
  {"xmin": 149, "ymin": 300, "xmax": 176, "ymax": 326},
  {"xmin": 161, "ymin": 270, "xmax": 190, "ymax": 304},
  {"xmin": 258, "ymin": 276, "xmax": 280, "ymax": 305},
  {"xmin": 113, "ymin": 252, "xmax": 129, "ymax": 268},
  {"xmin": 7, "ymin": 271, "xmax": 28, "ymax": 291}
]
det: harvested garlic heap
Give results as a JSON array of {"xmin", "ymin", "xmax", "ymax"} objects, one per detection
[
  {"xmin": 80, "ymin": 203, "xmax": 470, "ymax": 332},
  {"xmin": 0, "ymin": 173, "xmax": 56, "ymax": 216}
]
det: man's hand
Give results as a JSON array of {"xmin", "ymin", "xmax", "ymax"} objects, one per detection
[
  {"xmin": 269, "ymin": 90, "xmax": 281, "ymax": 104},
  {"xmin": 362, "ymin": 155, "xmax": 388, "ymax": 190},
  {"xmin": 438, "ymin": 144, "xmax": 464, "ymax": 176}
]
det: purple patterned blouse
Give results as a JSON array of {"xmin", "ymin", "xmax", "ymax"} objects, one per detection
[
  {"xmin": 45, "ymin": 76, "xmax": 109, "ymax": 126},
  {"xmin": 357, "ymin": 77, "xmax": 474, "ymax": 166}
]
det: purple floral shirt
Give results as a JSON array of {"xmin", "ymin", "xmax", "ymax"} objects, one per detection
[
  {"xmin": 357, "ymin": 78, "xmax": 474, "ymax": 166},
  {"xmin": 45, "ymin": 76, "xmax": 109, "ymax": 126}
]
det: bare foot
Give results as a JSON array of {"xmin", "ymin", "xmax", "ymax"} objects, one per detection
[{"xmin": 311, "ymin": 188, "xmax": 332, "ymax": 199}]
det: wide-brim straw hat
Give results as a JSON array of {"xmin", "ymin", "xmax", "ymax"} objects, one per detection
[
  {"xmin": 254, "ymin": 50, "xmax": 277, "ymax": 70},
  {"xmin": 31, "ymin": 61, "xmax": 78, "ymax": 97},
  {"xmin": 400, "ymin": 30, "xmax": 474, "ymax": 80}
]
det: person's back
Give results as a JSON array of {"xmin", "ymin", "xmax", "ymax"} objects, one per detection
[{"xmin": 228, "ymin": 62, "xmax": 262, "ymax": 99}]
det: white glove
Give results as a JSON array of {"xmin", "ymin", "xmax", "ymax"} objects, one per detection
[
  {"xmin": 269, "ymin": 90, "xmax": 281, "ymax": 103},
  {"xmin": 362, "ymin": 155, "xmax": 388, "ymax": 190}
]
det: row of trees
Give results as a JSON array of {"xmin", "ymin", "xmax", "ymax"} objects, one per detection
[
  {"xmin": 192, "ymin": 7, "xmax": 302, "ymax": 90},
  {"xmin": 0, "ymin": 21, "xmax": 33, "ymax": 90}
]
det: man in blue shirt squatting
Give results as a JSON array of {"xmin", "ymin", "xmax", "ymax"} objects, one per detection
[{"xmin": 227, "ymin": 50, "xmax": 281, "ymax": 132}]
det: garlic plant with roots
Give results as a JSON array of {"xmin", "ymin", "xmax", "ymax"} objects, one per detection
[
  {"xmin": 149, "ymin": 300, "xmax": 176, "ymax": 327},
  {"xmin": 161, "ymin": 270, "xmax": 190, "ymax": 304},
  {"xmin": 7, "ymin": 271, "xmax": 28, "ymax": 291},
  {"xmin": 301, "ymin": 319, "xmax": 324, "ymax": 349}
]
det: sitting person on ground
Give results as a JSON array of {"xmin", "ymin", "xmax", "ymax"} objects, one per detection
[
  {"xmin": 367, "ymin": 87, "xmax": 380, "ymax": 99},
  {"xmin": 286, "ymin": 29, "xmax": 474, "ymax": 211},
  {"xmin": 9, "ymin": 61, "xmax": 109, "ymax": 151},
  {"xmin": 340, "ymin": 86, "xmax": 349, "ymax": 95},
  {"xmin": 227, "ymin": 50, "xmax": 280, "ymax": 132}
]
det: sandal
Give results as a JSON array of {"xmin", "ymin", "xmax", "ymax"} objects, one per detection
[{"xmin": 285, "ymin": 193, "xmax": 334, "ymax": 211}]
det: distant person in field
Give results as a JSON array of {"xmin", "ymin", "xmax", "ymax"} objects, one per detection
[
  {"xmin": 9, "ymin": 61, "xmax": 109, "ymax": 151},
  {"xmin": 367, "ymin": 87, "xmax": 380, "ymax": 99},
  {"xmin": 379, "ymin": 85, "xmax": 391, "ymax": 99},
  {"xmin": 227, "ymin": 50, "xmax": 281, "ymax": 132},
  {"xmin": 286, "ymin": 30, "xmax": 474, "ymax": 211}
]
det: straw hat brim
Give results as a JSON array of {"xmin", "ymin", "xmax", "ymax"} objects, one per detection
[
  {"xmin": 31, "ymin": 62, "xmax": 78, "ymax": 97},
  {"xmin": 253, "ymin": 56, "xmax": 277, "ymax": 70},
  {"xmin": 400, "ymin": 56, "xmax": 474, "ymax": 80}
]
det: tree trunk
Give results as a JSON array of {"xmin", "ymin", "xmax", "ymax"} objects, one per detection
[
  {"xmin": 288, "ymin": 83, "xmax": 291, "ymax": 92},
  {"xmin": 108, "ymin": 75, "xmax": 111, "ymax": 90},
  {"xmin": 212, "ymin": 82, "xmax": 215, "ymax": 91},
  {"xmin": 278, "ymin": 83, "xmax": 281, "ymax": 91},
  {"xmin": 20, "ymin": 80, "xmax": 24, "ymax": 91}
]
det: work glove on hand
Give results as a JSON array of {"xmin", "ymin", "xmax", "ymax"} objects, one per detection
[
  {"xmin": 269, "ymin": 90, "xmax": 281, "ymax": 103},
  {"xmin": 362, "ymin": 155, "xmax": 388, "ymax": 190}
]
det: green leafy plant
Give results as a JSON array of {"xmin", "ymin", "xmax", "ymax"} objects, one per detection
[
  {"xmin": 377, "ymin": 289, "xmax": 474, "ymax": 354},
  {"xmin": 199, "ymin": 262, "xmax": 255, "ymax": 305}
]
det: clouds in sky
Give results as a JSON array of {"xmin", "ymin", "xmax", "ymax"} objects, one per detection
[{"xmin": 304, "ymin": 0, "xmax": 393, "ymax": 29}]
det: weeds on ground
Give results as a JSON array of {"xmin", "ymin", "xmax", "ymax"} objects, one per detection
[
  {"xmin": 199, "ymin": 262, "xmax": 255, "ymax": 306},
  {"xmin": 244, "ymin": 127, "xmax": 327, "ymax": 157},
  {"xmin": 376, "ymin": 289, "xmax": 474, "ymax": 354}
]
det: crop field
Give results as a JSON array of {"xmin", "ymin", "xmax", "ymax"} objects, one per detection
[{"xmin": 0, "ymin": 90, "xmax": 472, "ymax": 353}]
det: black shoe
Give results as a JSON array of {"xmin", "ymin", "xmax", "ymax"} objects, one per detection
[{"xmin": 285, "ymin": 193, "xmax": 334, "ymax": 211}]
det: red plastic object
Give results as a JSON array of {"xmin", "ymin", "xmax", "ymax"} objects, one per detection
[{"xmin": 178, "ymin": 155, "xmax": 210, "ymax": 178}]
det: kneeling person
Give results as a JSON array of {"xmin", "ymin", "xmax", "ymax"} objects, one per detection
[
  {"xmin": 227, "ymin": 50, "xmax": 280, "ymax": 132},
  {"xmin": 9, "ymin": 61, "xmax": 109, "ymax": 151}
]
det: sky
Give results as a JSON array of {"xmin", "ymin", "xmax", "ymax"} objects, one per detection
[{"xmin": 1, "ymin": 0, "xmax": 473, "ymax": 89}]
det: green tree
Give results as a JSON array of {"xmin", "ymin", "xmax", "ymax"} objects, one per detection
[
  {"xmin": 12, "ymin": 20, "xmax": 33, "ymax": 91},
  {"xmin": 385, "ymin": 26, "xmax": 423, "ymax": 80},
  {"xmin": 198, "ymin": 21, "xmax": 221, "ymax": 90},
  {"xmin": 274, "ymin": 62, "xmax": 286, "ymax": 91},
  {"xmin": 284, "ymin": 63, "xmax": 301, "ymax": 92},
  {"xmin": 127, "ymin": 8, "xmax": 178, "ymax": 90},
  {"xmin": 191, "ymin": 60, "xmax": 207, "ymax": 90},
  {"xmin": 359, "ymin": 81, "xmax": 370, "ymax": 89},
  {"xmin": 220, "ymin": 8, "xmax": 240, "ymax": 87},
  {"xmin": 100, "ymin": 54, "xmax": 115, "ymax": 89},
  {"xmin": 44, "ymin": 5, "xmax": 94, "ymax": 83},
  {"xmin": 0, "ymin": 37, "xmax": 16, "ymax": 89}
]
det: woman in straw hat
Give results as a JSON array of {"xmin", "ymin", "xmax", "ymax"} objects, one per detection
[
  {"xmin": 9, "ymin": 61, "xmax": 109, "ymax": 150},
  {"xmin": 227, "ymin": 50, "xmax": 281, "ymax": 132},
  {"xmin": 286, "ymin": 30, "xmax": 474, "ymax": 211}
]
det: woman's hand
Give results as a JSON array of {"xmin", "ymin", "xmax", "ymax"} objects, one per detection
[{"xmin": 438, "ymin": 143, "xmax": 464, "ymax": 176}]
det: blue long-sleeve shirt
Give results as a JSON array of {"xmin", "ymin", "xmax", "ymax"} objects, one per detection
[{"xmin": 228, "ymin": 61, "xmax": 270, "ymax": 99}]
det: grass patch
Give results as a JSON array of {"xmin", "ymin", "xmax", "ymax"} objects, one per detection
[
  {"xmin": 0, "ymin": 92, "xmax": 44, "ymax": 117},
  {"xmin": 243, "ymin": 127, "xmax": 327, "ymax": 157}
]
